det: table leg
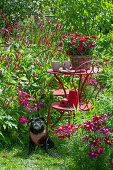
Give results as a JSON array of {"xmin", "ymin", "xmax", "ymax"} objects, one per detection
[
  {"xmin": 54, "ymin": 74, "xmax": 67, "ymax": 98},
  {"xmin": 50, "ymin": 111, "xmax": 65, "ymax": 129}
]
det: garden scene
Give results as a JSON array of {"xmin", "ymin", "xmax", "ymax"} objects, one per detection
[{"xmin": 0, "ymin": 0, "xmax": 113, "ymax": 169}]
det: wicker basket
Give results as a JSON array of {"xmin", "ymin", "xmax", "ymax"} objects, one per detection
[{"xmin": 70, "ymin": 55, "xmax": 92, "ymax": 69}]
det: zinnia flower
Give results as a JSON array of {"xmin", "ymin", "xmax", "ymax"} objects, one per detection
[
  {"xmin": 77, "ymin": 46, "xmax": 83, "ymax": 51},
  {"xmin": 90, "ymin": 35, "xmax": 97, "ymax": 39},
  {"xmin": 87, "ymin": 41, "xmax": 93, "ymax": 45},
  {"xmin": 80, "ymin": 38, "xmax": 85, "ymax": 42}
]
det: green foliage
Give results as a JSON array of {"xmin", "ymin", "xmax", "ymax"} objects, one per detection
[
  {"xmin": 0, "ymin": 0, "xmax": 36, "ymax": 29},
  {"xmin": 53, "ymin": 0, "xmax": 113, "ymax": 34}
]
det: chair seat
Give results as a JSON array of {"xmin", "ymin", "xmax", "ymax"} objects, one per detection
[{"xmin": 49, "ymin": 89, "xmax": 69, "ymax": 96}]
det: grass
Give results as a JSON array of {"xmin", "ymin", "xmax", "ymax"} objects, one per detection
[{"xmin": 0, "ymin": 144, "xmax": 71, "ymax": 170}]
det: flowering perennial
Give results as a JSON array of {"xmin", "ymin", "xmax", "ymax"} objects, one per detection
[
  {"xmin": 61, "ymin": 32, "xmax": 97, "ymax": 56},
  {"xmin": 56, "ymin": 112, "xmax": 113, "ymax": 160},
  {"xmin": 18, "ymin": 92, "xmax": 44, "ymax": 123},
  {"xmin": 19, "ymin": 116, "xmax": 29, "ymax": 124},
  {"xmin": 18, "ymin": 92, "xmax": 44, "ymax": 113},
  {"xmin": 80, "ymin": 112, "xmax": 113, "ymax": 159},
  {"xmin": 55, "ymin": 123, "xmax": 78, "ymax": 139}
]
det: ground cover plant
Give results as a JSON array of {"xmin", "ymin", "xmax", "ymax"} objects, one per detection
[{"xmin": 0, "ymin": 3, "xmax": 113, "ymax": 169}]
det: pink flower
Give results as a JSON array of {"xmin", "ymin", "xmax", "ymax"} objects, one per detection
[
  {"xmin": 89, "ymin": 135, "xmax": 99, "ymax": 147},
  {"xmin": 83, "ymin": 135, "xmax": 92, "ymax": 142},
  {"xmin": 31, "ymin": 104, "xmax": 39, "ymax": 112},
  {"xmin": 55, "ymin": 125, "xmax": 66, "ymax": 134},
  {"xmin": 19, "ymin": 116, "xmax": 29, "ymax": 124},
  {"xmin": 81, "ymin": 121, "xmax": 93, "ymax": 130},
  {"xmin": 105, "ymin": 137, "xmax": 112, "ymax": 146},
  {"xmin": 58, "ymin": 133, "xmax": 67, "ymax": 139},
  {"xmin": 92, "ymin": 115, "xmax": 103, "ymax": 122},
  {"xmin": 19, "ymin": 97, "xmax": 28, "ymax": 106},
  {"xmin": 95, "ymin": 147, "xmax": 103, "ymax": 156},
  {"xmin": 111, "ymin": 159, "xmax": 113, "ymax": 166},
  {"xmin": 38, "ymin": 101, "xmax": 44, "ymax": 108},
  {"xmin": 92, "ymin": 122, "xmax": 101, "ymax": 132},
  {"xmin": 100, "ymin": 126, "xmax": 113, "ymax": 137},
  {"xmin": 88, "ymin": 149, "xmax": 98, "ymax": 159}
]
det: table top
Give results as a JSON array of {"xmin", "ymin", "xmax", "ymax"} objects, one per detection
[
  {"xmin": 51, "ymin": 102, "xmax": 93, "ymax": 111},
  {"xmin": 47, "ymin": 67, "xmax": 102, "ymax": 75}
]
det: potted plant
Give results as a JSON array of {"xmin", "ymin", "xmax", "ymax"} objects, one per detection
[{"xmin": 61, "ymin": 32, "xmax": 97, "ymax": 69}]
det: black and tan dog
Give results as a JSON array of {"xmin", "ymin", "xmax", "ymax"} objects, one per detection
[{"xmin": 28, "ymin": 117, "xmax": 54, "ymax": 155}]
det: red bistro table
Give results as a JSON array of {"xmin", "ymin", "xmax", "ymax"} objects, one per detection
[{"xmin": 46, "ymin": 63, "xmax": 103, "ymax": 130}]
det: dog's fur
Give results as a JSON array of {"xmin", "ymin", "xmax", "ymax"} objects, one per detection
[{"xmin": 28, "ymin": 117, "xmax": 54, "ymax": 155}]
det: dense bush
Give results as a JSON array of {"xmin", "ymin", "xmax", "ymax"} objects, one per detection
[{"xmin": 53, "ymin": 0, "xmax": 113, "ymax": 34}]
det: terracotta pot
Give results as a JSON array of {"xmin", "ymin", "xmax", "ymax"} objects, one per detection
[{"xmin": 70, "ymin": 55, "xmax": 92, "ymax": 69}]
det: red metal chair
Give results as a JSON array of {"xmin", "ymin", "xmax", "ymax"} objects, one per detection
[{"xmin": 73, "ymin": 60, "xmax": 109, "ymax": 111}]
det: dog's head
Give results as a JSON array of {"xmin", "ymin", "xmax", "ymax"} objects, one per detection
[{"xmin": 29, "ymin": 117, "xmax": 45, "ymax": 134}]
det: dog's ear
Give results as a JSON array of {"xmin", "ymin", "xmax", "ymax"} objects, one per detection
[
  {"xmin": 28, "ymin": 118, "xmax": 33, "ymax": 123},
  {"xmin": 40, "ymin": 117, "xmax": 45, "ymax": 121}
]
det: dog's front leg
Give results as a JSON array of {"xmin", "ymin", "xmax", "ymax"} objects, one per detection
[
  {"xmin": 28, "ymin": 138, "xmax": 35, "ymax": 155},
  {"xmin": 44, "ymin": 141, "xmax": 49, "ymax": 154}
]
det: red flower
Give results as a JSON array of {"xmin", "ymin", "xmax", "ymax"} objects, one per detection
[
  {"xmin": 77, "ymin": 46, "xmax": 83, "ymax": 51},
  {"xmin": 58, "ymin": 42, "xmax": 63, "ymax": 46},
  {"xmin": 75, "ymin": 32, "xmax": 82, "ymax": 37},
  {"xmin": 84, "ymin": 35, "xmax": 90, "ymax": 39},
  {"xmin": 91, "ymin": 44, "xmax": 96, "ymax": 47},
  {"xmin": 79, "ymin": 42, "xmax": 84, "ymax": 47},
  {"xmin": 80, "ymin": 38, "xmax": 85, "ymax": 42},
  {"xmin": 72, "ymin": 40, "xmax": 77, "ymax": 45},
  {"xmin": 61, "ymin": 35, "xmax": 67, "ymax": 39},
  {"xmin": 70, "ymin": 35, "xmax": 75, "ymax": 40},
  {"xmin": 72, "ymin": 45, "xmax": 76, "ymax": 48},
  {"xmin": 67, "ymin": 51, "xmax": 72, "ymax": 56},
  {"xmin": 90, "ymin": 35, "xmax": 97, "ymax": 39},
  {"xmin": 87, "ymin": 41, "xmax": 93, "ymax": 45}
]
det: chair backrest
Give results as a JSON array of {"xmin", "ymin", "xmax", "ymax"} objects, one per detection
[{"xmin": 75, "ymin": 60, "xmax": 109, "ymax": 110}]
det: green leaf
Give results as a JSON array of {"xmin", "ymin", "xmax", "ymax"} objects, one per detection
[{"xmin": 20, "ymin": 77, "xmax": 28, "ymax": 81}]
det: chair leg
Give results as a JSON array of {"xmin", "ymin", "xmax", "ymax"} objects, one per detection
[{"xmin": 46, "ymin": 106, "xmax": 52, "ymax": 131}]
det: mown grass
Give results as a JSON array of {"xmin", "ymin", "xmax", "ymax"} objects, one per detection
[{"xmin": 0, "ymin": 144, "xmax": 73, "ymax": 170}]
